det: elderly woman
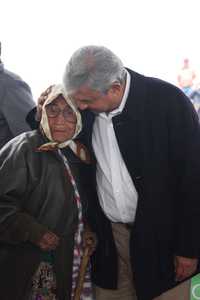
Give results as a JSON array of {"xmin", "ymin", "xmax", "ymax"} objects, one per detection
[{"xmin": 0, "ymin": 85, "xmax": 95, "ymax": 300}]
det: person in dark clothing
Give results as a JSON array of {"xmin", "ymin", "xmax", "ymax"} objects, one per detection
[
  {"xmin": 0, "ymin": 42, "xmax": 35, "ymax": 149},
  {"xmin": 0, "ymin": 84, "xmax": 95, "ymax": 300},
  {"xmin": 62, "ymin": 45, "xmax": 200, "ymax": 300}
]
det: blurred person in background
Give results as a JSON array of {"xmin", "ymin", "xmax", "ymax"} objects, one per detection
[
  {"xmin": 0, "ymin": 42, "xmax": 35, "ymax": 149},
  {"xmin": 177, "ymin": 58, "xmax": 196, "ymax": 97}
]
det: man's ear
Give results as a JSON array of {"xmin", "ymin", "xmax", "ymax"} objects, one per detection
[{"xmin": 108, "ymin": 82, "xmax": 122, "ymax": 95}]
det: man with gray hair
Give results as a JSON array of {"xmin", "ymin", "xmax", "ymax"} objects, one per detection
[
  {"xmin": 0, "ymin": 42, "xmax": 35, "ymax": 149},
  {"xmin": 63, "ymin": 45, "xmax": 200, "ymax": 300}
]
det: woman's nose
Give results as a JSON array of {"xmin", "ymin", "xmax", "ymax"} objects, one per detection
[{"xmin": 56, "ymin": 112, "xmax": 66, "ymax": 123}]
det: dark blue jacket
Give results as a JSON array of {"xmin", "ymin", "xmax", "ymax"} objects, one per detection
[{"xmin": 81, "ymin": 69, "xmax": 200, "ymax": 300}]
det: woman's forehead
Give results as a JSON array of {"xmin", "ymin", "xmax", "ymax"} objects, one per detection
[{"xmin": 50, "ymin": 95, "xmax": 70, "ymax": 107}]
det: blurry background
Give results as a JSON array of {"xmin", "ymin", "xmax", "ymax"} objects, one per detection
[{"xmin": 0, "ymin": 0, "xmax": 200, "ymax": 100}]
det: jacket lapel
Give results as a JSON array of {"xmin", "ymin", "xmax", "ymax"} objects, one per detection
[{"xmin": 112, "ymin": 70, "xmax": 147, "ymax": 187}]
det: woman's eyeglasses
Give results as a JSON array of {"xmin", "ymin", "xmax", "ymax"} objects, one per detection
[{"xmin": 46, "ymin": 104, "xmax": 76, "ymax": 123}]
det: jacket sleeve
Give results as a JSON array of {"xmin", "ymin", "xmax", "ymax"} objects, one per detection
[
  {"xmin": 1, "ymin": 80, "xmax": 36, "ymax": 136},
  {"xmin": 0, "ymin": 139, "xmax": 48, "ymax": 245},
  {"xmin": 168, "ymin": 89, "xmax": 200, "ymax": 257}
]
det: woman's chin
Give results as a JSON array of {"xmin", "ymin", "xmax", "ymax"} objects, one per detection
[{"xmin": 52, "ymin": 134, "xmax": 72, "ymax": 143}]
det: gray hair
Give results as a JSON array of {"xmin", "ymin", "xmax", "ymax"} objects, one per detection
[{"xmin": 63, "ymin": 45, "xmax": 126, "ymax": 94}]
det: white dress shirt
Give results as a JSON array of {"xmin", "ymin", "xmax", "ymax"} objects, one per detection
[{"xmin": 92, "ymin": 71, "xmax": 138, "ymax": 223}]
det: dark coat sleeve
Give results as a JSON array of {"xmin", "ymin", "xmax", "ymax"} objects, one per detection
[
  {"xmin": 0, "ymin": 77, "xmax": 35, "ymax": 135},
  {"xmin": 0, "ymin": 138, "xmax": 48, "ymax": 245},
  {"xmin": 167, "ymin": 88, "xmax": 200, "ymax": 257}
]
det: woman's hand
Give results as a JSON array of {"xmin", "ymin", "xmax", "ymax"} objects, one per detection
[{"xmin": 37, "ymin": 231, "xmax": 60, "ymax": 251}]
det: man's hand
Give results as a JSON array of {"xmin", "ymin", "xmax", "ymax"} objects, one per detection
[
  {"xmin": 36, "ymin": 85, "xmax": 54, "ymax": 121},
  {"xmin": 37, "ymin": 231, "xmax": 60, "ymax": 251},
  {"xmin": 174, "ymin": 255, "xmax": 198, "ymax": 281}
]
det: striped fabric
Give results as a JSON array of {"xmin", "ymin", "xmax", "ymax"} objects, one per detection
[{"xmin": 58, "ymin": 150, "xmax": 93, "ymax": 300}]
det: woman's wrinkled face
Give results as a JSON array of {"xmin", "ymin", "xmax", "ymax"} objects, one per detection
[{"xmin": 46, "ymin": 95, "xmax": 77, "ymax": 142}]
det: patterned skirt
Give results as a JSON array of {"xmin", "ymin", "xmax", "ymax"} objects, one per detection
[
  {"xmin": 29, "ymin": 260, "xmax": 57, "ymax": 300},
  {"xmin": 29, "ymin": 252, "xmax": 93, "ymax": 300}
]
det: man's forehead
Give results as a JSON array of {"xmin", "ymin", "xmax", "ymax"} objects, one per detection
[{"xmin": 72, "ymin": 86, "xmax": 100, "ymax": 99}]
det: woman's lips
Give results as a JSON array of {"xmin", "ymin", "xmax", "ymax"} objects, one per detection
[{"xmin": 53, "ymin": 128, "xmax": 66, "ymax": 132}]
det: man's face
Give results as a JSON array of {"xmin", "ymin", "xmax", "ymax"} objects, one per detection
[{"xmin": 70, "ymin": 84, "xmax": 123, "ymax": 113}]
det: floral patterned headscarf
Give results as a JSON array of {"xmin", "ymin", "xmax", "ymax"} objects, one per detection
[{"xmin": 38, "ymin": 84, "xmax": 90, "ymax": 163}]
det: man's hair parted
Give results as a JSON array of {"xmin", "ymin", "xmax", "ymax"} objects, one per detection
[{"xmin": 63, "ymin": 45, "xmax": 126, "ymax": 94}]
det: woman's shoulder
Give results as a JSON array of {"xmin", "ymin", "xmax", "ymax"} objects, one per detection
[{"xmin": 0, "ymin": 130, "xmax": 43, "ymax": 158}]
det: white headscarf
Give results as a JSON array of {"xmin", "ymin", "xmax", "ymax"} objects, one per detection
[
  {"xmin": 37, "ymin": 85, "xmax": 90, "ymax": 163},
  {"xmin": 40, "ymin": 84, "xmax": 81, "ymax": 148}
]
